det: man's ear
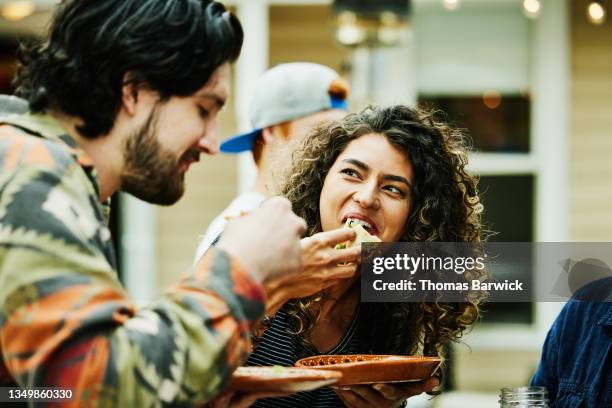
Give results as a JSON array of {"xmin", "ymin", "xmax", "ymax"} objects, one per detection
[
  {"xmin": 121, "ymin": 72, "xmax": 139, "ymax": 116},
  {"xmin": 262, "ymin": 127, "xmax": 276, "ymax": 145}
]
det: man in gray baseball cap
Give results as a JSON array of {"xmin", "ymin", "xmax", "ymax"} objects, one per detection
[{"xmin": 195, "ymin": 62, "xmax": 349, "ymax": 260}]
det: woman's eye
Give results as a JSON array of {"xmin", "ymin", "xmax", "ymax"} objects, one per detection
[
  {"xmin": 340, "ymin": 168, "xmax": 360, "ymax": 179},
  {"xmin": 384, "ymin": 185, "xmax": 405, "ymax": 197}
]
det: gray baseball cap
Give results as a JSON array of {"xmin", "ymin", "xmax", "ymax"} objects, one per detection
[{"xmin": 220, "ymin": 62, "xmax": 349, "ymax": 153}]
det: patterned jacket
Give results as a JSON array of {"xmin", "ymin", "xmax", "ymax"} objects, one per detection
[{"xmin": 0, "ymin": 113, "xmax": 266, "ymax": 406}]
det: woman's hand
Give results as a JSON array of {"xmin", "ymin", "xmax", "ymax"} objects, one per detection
[
  {"xmin": 204, "ymin": 391, "xmax": 292, "ymax": 408},
  {"xmin": 334, "ymin": 377, "xmax": 439, "ymax": 408},
  {"xmin": 264, "ymin": 227, "xmax": 361, "ymax": 315},
  {"xmin": 206, "ymin": 390, "xmax": 293, "ymax": 408}
]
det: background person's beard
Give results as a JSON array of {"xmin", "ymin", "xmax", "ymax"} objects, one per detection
[{"xmin": 120, "ymin": 105, "xmax": 185, "ymax": 205}]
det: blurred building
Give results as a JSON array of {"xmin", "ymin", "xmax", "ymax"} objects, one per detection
[{"xmin": 1, "ymin": 0, "xmax": 610, "ymax": 405}]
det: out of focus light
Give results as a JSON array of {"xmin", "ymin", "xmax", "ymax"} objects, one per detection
[
  {"xmin": 377, "ymin": 11, "xmax": 404, "ymax": 45},
  {"xmin": 483, "ymin": 90, "xmax": 502, "ymax": 109},
  {"xmin": 380, "ymin": 11, "xmax": 399, "ymax": 26},
  {"xmin": 443, "ymin": 0, "xmax": 461, "ymax": 11},
  {"xmin": 338, "ymin": 24, "xmax": 367, "ymax": 46},
  {"xmin": 587, "ymin": 1, "xmax": 606, "ymax": 25},
  {"xmin": 1, "ymin": 1, "xmax": 35, "ymax": 21},
  {"xmin": 522, "ymin": 0, "xmax": 541, "ymax": 19},
  {"xmin": 337, "ymin": 12, "xmax": 367, "ymax": 46},
  {"xmin": 335, "ymin": 7, "xmax": 408, "ymax": 47},
  {"xmin": 378, "ymin": 26, "xmax": 403, "ymax": 45}
]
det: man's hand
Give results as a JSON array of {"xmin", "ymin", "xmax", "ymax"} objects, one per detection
[
  {"xmin": 335, "ymin": 377, "xmax": 439, "ymax": 408},
  {"xmin": 217, "ymin": 197, "xmax": 306, "ymax": 283},
  {"xmin": 264, "ymin": 227, "xmax": 361, "ymax": 314}
]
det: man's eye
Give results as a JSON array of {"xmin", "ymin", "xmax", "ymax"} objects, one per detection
[
  {"xmin": 198, "ymin": 106, "xmax": 210, "ymax": 119},
  {"xmin": 340, "ymin": 168, "xmax": 360, "ymax": 178}
]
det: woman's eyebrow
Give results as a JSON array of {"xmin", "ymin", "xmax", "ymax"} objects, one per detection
[
  {"xmin": 341, "ymin": 158, "xmax": 413, "ymax": 189},
  {"xmin": 382, "ymin": 174, "xmax": 413, "ymax": 189},
  {"xmin": 341, "ymin": 158, "xmax": 369, "ymax": 170}
]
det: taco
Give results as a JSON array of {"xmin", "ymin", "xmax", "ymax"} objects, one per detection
[{"xmin": 335, "ymin": 218, "xmax": 382, "ymax": 249}]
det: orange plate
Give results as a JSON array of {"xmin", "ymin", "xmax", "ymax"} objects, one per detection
[
  {"xmin": 227, "ymin": 366, "xmax": 343, "ymax": 393},
  {"xmin": 294, "ymin": 355, "xmax": 441, "ymax": 386}
]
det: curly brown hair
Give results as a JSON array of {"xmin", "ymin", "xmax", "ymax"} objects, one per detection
[{"xmin": 281, "ymin": 105, "xmax": 485, "ymax": 369}]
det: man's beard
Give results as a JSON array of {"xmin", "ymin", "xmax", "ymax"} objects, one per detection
[{"xmin": 120, "ymin": 105, "xmax": 187, "ymax": 206}]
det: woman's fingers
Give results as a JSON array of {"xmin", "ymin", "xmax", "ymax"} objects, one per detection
[
  {"xmin": 334, "ymin": 379, "xmax": 439, "ymax": 408},
  {"xmin": 373, "ymin": 377, "xmax": 440, "ymax": 400},
  {"xmin": 351, "ymin": 385, "xmax": 389, "ymax": 407},
  {"xmin": 335, "ymin": 389, "xmax": 371, "ymax": 408},
  {"xmin": 348, "ymin": 385, "xmax": 393, "ymax": 406},
  {"xmin": 372, "ymin": 383, "xmax": 401, "ymax": 400}
]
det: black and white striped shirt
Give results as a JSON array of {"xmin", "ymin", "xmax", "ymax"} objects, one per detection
[{"xmin": 246, "ymin": 305, "xmax": 363, "ymax": 407}]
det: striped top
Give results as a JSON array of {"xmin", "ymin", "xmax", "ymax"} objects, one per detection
[{"xmin": 247, "ymin": 305, "xmax": 363, "ymax": 407}]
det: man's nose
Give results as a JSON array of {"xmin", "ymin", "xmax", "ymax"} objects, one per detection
[{"xmin": 198, "ymin": 118, "xmax": 220, "ymax": 155}]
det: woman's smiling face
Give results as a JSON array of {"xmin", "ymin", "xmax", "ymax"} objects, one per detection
[{"xmin": 319, "ymin": 133, "xmax": 414, "ymax": 242}]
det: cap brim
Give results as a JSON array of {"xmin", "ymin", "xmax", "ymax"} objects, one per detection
[{"xmin": 220, "ymin": 128, "xmax": 261, "ymax": 153}]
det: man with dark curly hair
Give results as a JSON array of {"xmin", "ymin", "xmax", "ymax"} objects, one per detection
[{"xmin": 0, "ymin": 1, "xmax": 309, "ymax": 406}]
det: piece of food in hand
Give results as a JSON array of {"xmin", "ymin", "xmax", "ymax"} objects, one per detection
[{"xmin": 335, "ymin": 219, "xmax": 382, "ymax": 249}]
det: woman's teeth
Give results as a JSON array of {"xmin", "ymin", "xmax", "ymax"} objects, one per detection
[{"xmin": 348, "ymin": 218, "xmax": 372, "ymax": 230}]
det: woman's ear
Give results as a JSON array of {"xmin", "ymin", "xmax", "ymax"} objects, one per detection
[{"xmin": 121, "ymin": 72, "xmax": 139, "ymax": 116}]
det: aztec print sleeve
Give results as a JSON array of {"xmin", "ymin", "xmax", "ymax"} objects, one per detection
[{"xmin": 0, "ymin": 130, "xmax": 266, "ymax": 406}]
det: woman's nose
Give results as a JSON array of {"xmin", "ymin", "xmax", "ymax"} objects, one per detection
[{"xmin": 352, "ymin": 184, "xmax": 380, "ymax": 209}]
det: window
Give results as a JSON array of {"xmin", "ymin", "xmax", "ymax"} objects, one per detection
[
  {"xmin": 415, "ymin": 3, "xmax": 536, "ymax": 328},
  {"xmin": 423, "ymin": 93, "xmax": 536, "ymax": 325},
  {"xmin": 420, "ymin": 95, "xmax": 531, "ymax": 153},
  {"xmin": 478, "ymin": 175, "xmax": 535, "ymax": 325}
]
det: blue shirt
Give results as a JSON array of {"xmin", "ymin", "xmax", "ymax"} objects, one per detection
[{"xmin": 531, "ymin": 278, "xmax": 612, "ymax": 408}]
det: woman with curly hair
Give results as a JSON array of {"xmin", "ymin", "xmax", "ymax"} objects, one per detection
[{"xmin": 244, "ymin": 104, "xmax": 485, "ymax": 408}]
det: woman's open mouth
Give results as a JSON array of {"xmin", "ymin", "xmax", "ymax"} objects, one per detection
[{"xmin": 341, "ymin": 214, "xmax": 379, "ymax": 236}]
